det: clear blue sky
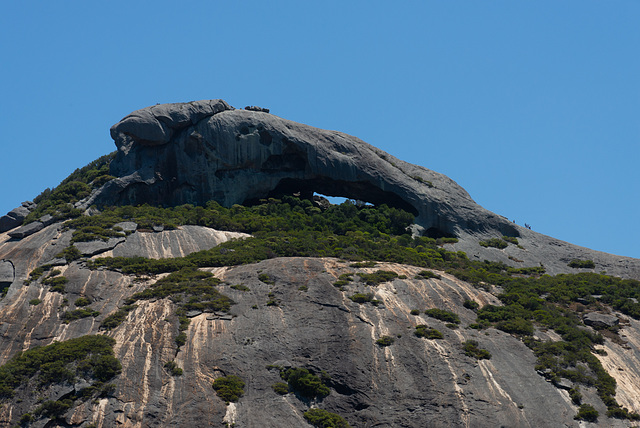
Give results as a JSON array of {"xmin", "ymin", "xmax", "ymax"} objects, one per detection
[{"xmin": 1, "ymin": 1, "xmax": 638, "ymax": 258}]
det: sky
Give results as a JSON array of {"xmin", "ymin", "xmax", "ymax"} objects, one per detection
[{"xmin": 1, "ymin": 1, "xmax": 638, "ymax": 258}]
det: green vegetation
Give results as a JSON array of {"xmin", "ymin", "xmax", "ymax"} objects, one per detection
[
  {"xmin": 348, "ymin": 292, "xmax": 376, "ymax": 305},
  {"xmin": 56, "ymin": 245, "xmax": 81, "ymax": 263},
  {"xmin": 230, "ymin": 284, "xmax": 250, "ymax": 291},
  {"xmin": 61, "ymin": 308, "xmax": 100, "ymax": 323},
  {"xmin": 100, "ymin": 305, "xmax": 136, "ymax": 330},
  {"xmin": 75, "ymin": 297, "xmax": 91, "ymax": 307},
  {"xmin": 568, "ymin": 259, "xmax": 596, "ymax": 269},
  {"xmin": 424, "ymin": 308, "xmax": 460, "ymax": 324},
  {"xmin": 25, "ymin": 153, "xmax": 116, "ymax": 224},
  {"xmin": 303, "ymin": 408, "xmax": 351, "ymax": 428},
  {"xmin": 357, "ymin": 270, "xmax": 398, "ymax": 285},
  {"xmin": 414, "ymin": 325, "xmax": 443, "ymax": 339},
  {"xmin": 463, "ymin": 299, "xmax": 479, "ymax": 310},
  {"xmin": 376, "ymin": 336, "xmax": 395, "ymax": 347},
  {"xmin": 272, "ymin": 382, "xmax": 289, "ymax": 395},
  {"xmin": 279, "ymin": 367, "xmax": 330, "ymax": 399},
  {"xmin": 258, "ymin": 273, "xmax": 275, "ymax": 285},
  {"xmin": 29, "ymin": 299, "xmax": 42, "ymax": 306},
  {"xmin": 0, "ymin": 335, "xmax": 120, "ymax": 399},
  {"xmin": 49, "ymin": 196, "xmax": 637, "ymax": 420},
  {"xmin": 410, "ymin": 309, "xmax": 420, "ymax": 315},
  {"xmin": 42, "ymin": 276, "xmax": 68, "ymax": 293},
  {"xmin": 164, "ymin": 361, "xmax": 183, "ymax": 376},
  {"xmin": 502, "ymin": 236, "xmax": 519, "ymax": 245},
  {"xmin": 415, "ymin": 270, "xmax": 441, "ymax": 280},
  {"xmin": 574, "ymin": 403, "xmax": 599, "ymax": 422},
  {"xmin": 212, "ymin": 375, "xmax": 245, "ymax": 403},
  {"xmin": 463, "ymin": 340, "xmax": 491, "ymax": 360},
  {"xmin": 479, "ymin": 238, "xmax": 508, "ymax": 249}
]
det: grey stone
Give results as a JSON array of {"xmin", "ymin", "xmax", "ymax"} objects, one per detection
[
  {"xmin": 114, "ymin": 221, "xmax": 138, "ymax": 233},
  {"xmin": 583, "ymin": 312, "xmax": 619, "ymax": 329},
  {"xmin": 0, "ymin": 206, "xmax": 30, "ymax": 232},
  {"xmin": 40, "ymin": 214, "xmax": 55, "ymax": 226},
  {"xmin": 74, "ymin": 237, "xmax": 126, "ymax": 257},
  {"xmin": 555, "ymin": 378, "xmax": 573, "ymax": 390},
  {"xmin": 186, "ymin": 310, "xmax": 202, "ymax": 318},
  {"xmin": 0, "ymin": 260, "xmax": 14, "ymax": 285},
  {"xmin": 245, "ymin": 105, "xmax": 270, "ymax": 113},
  {"xmin": 152, "ymin": 225, "xmax": 164, "ymax": 232},
  {"xmin": 94, "ymin": 100, "xmax": 519, "ymax": 241},
  {"xmin": 8, "ymin": 221, "xmax": 44, "ymax": 239}
]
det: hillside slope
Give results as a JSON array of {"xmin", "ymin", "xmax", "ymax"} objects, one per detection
[{"xmin": 1, "ymin": 101, "xmax": 640, "ymax": 427}]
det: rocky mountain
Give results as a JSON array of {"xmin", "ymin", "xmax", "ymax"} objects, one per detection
[{"xmin": 1, "ymin": 100, "xmax": 639, "ymax": 427}]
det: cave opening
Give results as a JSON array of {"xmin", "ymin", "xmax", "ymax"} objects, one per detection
[{"xmin": 244, "ymin": 177, "xmax": 419, "ymax": 217}]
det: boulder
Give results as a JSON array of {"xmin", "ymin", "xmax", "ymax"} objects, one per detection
[
  {"xmin": 74, "ymin": 237, "xmax": 126, "ymax": 257},
  {"xmin": 583, "ymin": 312, "xmax": 619, "ymax": 329},
  {"xmin": 0, "ymin": 206, "xmax": 30, "ymax": 233},
  {"xmin": 114, "ymin": 221, "xmax": 137, "ymax": 233},
  {"xmin": 8, "ymin": 221, "xmax": 44, "ymax": 239}
]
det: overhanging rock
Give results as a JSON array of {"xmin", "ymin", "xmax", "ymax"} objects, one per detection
[{"xmin": 89, "ymin": 100, "xmax": 518, "ymax": 239}]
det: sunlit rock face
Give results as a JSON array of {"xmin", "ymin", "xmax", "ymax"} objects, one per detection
[{"xmin": 95, "ymin": 100, "xmax": 517, "ymax": 240}]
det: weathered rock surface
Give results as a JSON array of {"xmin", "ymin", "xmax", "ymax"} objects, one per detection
[
  {"xmin": 2, "ymin": 101, "xmax": 640, "ymax": 427},
  {"xmin": 83, "ymin": 100, "xmax": 640, "ymax": 279},
  {"xmin": 1, "ymin": 223, "xmax": 639, "ymax": 427},
  {"xmin": 0, "ymin": 202, "xmax": 34, "ymax": 233},
  {"xmin": 91, "ymin": 100, "xmax": 518, "ymax": 241},
  {"xmin": 7, "ymin": 220, "xmax": 44, "ymax": 239},
  {"xmin": 583, "ymin": 312, "xmax": 619, "ymax": 329}
]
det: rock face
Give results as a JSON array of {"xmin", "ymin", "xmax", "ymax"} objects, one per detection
[
  {"xmin": 2, "ymin": 100, "xmax": 640, "ymax": 427},
  {"xmin": 92, "ymin": 100, "xmax": 517, "ymax": 240},
  {"xmin": 0, "ymin": 201, "xmax": 35, "ymax": 233},
  {"xmin": 4, "ymin": 219, "xmax": 640, "ymax": 427},
  {"xmin": 84, "ymin": 100, "xmax": 640, "ymax": 278}
]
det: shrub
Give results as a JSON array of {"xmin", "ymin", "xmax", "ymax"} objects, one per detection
[
  {"xmin": 569, "ymin": 387, "xmax": 582, "ymax": 405},
  {"xmin": 61, "ymin": 308, "xmax": 100, "ymax": 323},
  {"xmin": 29, "ymin": 299, "xmax": 42, "ymax": 306},
  {"xmin": 230, "ymin": 284, "xmax": 250, "ymax": 291},
  {"xmin": 303, "ymin": 408, "xmax": 351, "ymax": 428},
  {"xmin": 100, "ymin": 305, "xmax": 136, "ymax": 330},
  {"xmin": 568, "ymin": 259, "xmax": 595, "ymax": 269},
  {"xmin": 415, "ymin": 270, "xmax": 441, "ymax": 280},
  {"xmin": 424, "ymin": 308, "xmax": 460, "ymax": 324},
  {"xmin": 75, "ymin": 297, "xmax": 91, "ymax": 307},
  {"xmin": 410, "ymin": 309, "xmax": 420, "ymax": 315},
  {"xmin": 376, "ymin": 336, "xmax": 395, "ymax": 346},
  {"xmin": 34, "ymin": 399, "xmax": 74, "ymax": 418},
  {"xmin": 479, "ymin": 238, "xmax": 508, "ymax": 249},
  {"xmin": 212, "ymin": 375, "xmax": 245, "ymax": 403},
  {"xmin": 502, "ymin": 236, "xmax": 519, "ymax": 245},
  {"xmin": 463, "ymin": 299, "xmax": 479, "ymax": 310},
  {"xmin": 56, "ymin": 245, "xmax": 82, "ymax": 263},
  {"xmin": 164, "ymin": 361, "xmax": 183, "ymax": 376},
  {"xmin": 280, "ymin": 367, "xmax": 329, "ymax": 399},
  {"xmin": 463, "ymin": 340, "xmax": 491, "ymax": 360},
  {"xmin": 0, "ymin": 335, "xmax": 120, "ymax": 398},
  {"xmin": 357, "ymin": 270, "xmax": 398, "ymax": 286},
  {"xmin": 272, "ymin": 382, "xmax": 289, "ymax": 395},
  {"xmin": 349, "ymin": 293, "xmax": 374, "ymax": 304},
  {"xmin": 258, "ymin": 273, "xmax": 275, "ymax": 284},
  {"xmin": 414, "ymin": 325, "xmax": 443, "ymax": 339},
  {"xmin": 175, "ymin": 332, "xmax": 187, "ymax": 347},
  {"xmin": 574, "ymin": 403, "xmax": 598, "ymax": 422},
  {"xmin": 42, "ymin": 276, "xmax": 68, "ymax": 293}
]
